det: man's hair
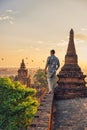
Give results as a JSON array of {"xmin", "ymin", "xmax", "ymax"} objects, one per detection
[{"xmin": 50, "ymin": 49, "xmax": 55, "ymax": 54}]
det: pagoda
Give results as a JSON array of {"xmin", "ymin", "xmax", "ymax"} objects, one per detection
[
  {"xmin": 15, "ymin": 59, "xmax": 30, "ymax": 87},
  {"xmin": 55, "ymin": 29, "xmax": 87, "ymax": 99}
]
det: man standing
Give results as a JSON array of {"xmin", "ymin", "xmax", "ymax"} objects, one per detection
[{"xmin": 45, "ymin": 49, "xmax": 60, "ymax": 93}]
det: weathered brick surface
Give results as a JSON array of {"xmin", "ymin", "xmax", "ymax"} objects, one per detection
[
  {"xmin": 28, "ymin": 93, "xmax": 54, "ymax": 130},
  {"xmin": 54, "ymin": 87, "xmax": 87, "ymax": 100},
  {"xmin": 52, "ymin": 98, "xmax": 87, "ymax": 130}
]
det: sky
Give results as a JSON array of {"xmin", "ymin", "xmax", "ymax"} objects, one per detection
[{"xmin": 0, "ymin": 0, "xmax": 87, "ymax": 71}]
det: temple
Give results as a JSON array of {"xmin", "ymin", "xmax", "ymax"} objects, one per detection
[
  {"xmin": 15, "ymin": 59, "xmax": 30, "ymax": 87},
  {"xmin": 55, "ymin": 29, "xmax": 86, "ymax": 99}
]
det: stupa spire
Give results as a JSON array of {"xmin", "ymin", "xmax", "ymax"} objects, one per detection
[
  {"xmin": 65, "ymin": 29, "xmax": 78, "ymax": 64},
  {"xmin": 20, "ymin": 59, "xmax": 26, "ymax": 69},
  {"xmin": 69, "ymin": 28, "xmax": 74, "ymax": 42}
]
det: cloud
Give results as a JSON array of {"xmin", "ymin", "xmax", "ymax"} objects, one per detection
[
  {"xmin": 0, "ymin": 9, "xmax": 19, "ymax": 24},
  {"xmin": 6, "ymin": 9, "xmax": 13, "ymax": 13},
  {"xmin": 30, "ymin": 45, "xmax": 40, "ymax": 51},
  {"xmin": 28, "ymin": 40, "xmax": 44, "ymax": 45},
  {"xmin": 17, "ymin": 49, "xmax": 24, "ymax": 52},
  {"xmin": 0, "ymin": 15, "xmax": 14, "ymax": 24},
  {"xmin": 30, "ymin": 46, "xmax": 34, "ymax": 49},
  {"xmin": 36, "ymin": 41, "xmax": 44, "ymax": 44},
  {"xmin": 35, "ymin": 48, "xmax": 40, "ymax": 51},
  {"xmin": 56, "ymin": 40, "xmax": 68, "ymax": 47},
  {"xmin": 9, "ymin": 21, "xmax": 14, "ymax": 25},
  {"xmin": 75, "ymin": 33, "xmax": 87, "ymax": 42},
  {"xmin": 75, "ymin": 39, "xmax": 84, "ymax": 44},
  {"xmin": 0, "ymin": 15, "xmax": 13, "ymax": 21},
  {"xmin": 6, "ymin": 9, "xmax": 20, "ymax": 15},
  {"xmin": 81, "ymin": 28, "xmax": 87, "ymax": 31},
  {"xmin": 9, "ymin": 49, "xmax": 24, "ymax": 53}
]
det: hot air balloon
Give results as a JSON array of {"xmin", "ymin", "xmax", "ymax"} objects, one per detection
[
  {"xmin": 1, "ymin": 58, "xmax": 4, "ymax": 61},
  {"xmin": 25, "ymin": 57, "xmax": 28, "ymax": 60}
]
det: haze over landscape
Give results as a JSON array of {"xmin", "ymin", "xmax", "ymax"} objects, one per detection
[{"xmin": 0, "ymin": 0, "xmax": 87, "ymax": 74}]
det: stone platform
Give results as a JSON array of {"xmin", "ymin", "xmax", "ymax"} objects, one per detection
[{"xmin": 52, "ymin": 97, "xmax": 87, "ymax": 130}]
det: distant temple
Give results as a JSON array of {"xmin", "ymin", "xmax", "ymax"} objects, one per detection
[
  {"xmin": 55, "ymin": 29, "xmax": 87, "ymax": 99},
  {"xmin": 15, "ymin": 59, "xmax": 30, "ymax": 87}
]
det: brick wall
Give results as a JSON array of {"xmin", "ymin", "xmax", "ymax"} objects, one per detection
[{"xmin": 28, "ymin": 92, "xmax": 54, "ymax": 130}]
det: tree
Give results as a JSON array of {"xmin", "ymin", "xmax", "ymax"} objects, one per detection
[
  {"xmin": 0, "ymin": 77, "xmax": 38, "ymax": 130},
  {"xmin": 34, "ymin": 69, "xmax": 47, "ymax": 88}
]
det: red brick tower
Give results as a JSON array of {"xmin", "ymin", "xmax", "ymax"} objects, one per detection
[
  {"xmin": 17, "ymin": 59, "xmax": 30, "ymax": 87},
  {"xmin": 55, "ymin": 29, "xmax": 86, "ymax": 99}
]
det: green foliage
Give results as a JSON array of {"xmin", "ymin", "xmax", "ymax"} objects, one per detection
[
  {"xmin": 0, "ymin": 77, "xmax": 38, "ymax": 130},
  {"xmin": 34, "ymin": 69, "xmax": 47, "ymax": 88}
]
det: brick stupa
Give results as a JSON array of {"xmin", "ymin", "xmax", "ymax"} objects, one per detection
[
  {"xmin": 55, "ymin": 29, "xmax": 87, "ymax": 99},
  {"xmin": 16, "ymin": 59, "xmax": 30, "ymax": 87}
]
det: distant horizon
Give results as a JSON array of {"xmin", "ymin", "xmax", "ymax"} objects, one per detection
[{"xmin": 0, "ymin": 64, "xmax": 87, "ymax": 74}]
